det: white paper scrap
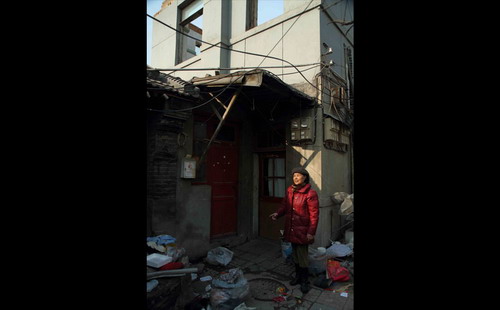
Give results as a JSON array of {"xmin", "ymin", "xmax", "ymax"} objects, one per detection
[
  {"xmin": 200, "ymin": 276, "xmax": 213, "ymax": 282},
  {"xmin": 340, "ymin": 292, "xmax": 349, "ymax": 298}
]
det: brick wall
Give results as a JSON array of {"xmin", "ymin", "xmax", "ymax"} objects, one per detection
[{"xmin": 147, "ymin": 111, "xmax": 186, "ymax": 236}]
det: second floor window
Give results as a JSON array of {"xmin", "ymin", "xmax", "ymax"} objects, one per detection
[
  {"xmin": 247, "ymin": 0, "xmax": 284, "ymax": 30},
  {"xmin": 178, "ymin": 0, "xmax": 203, "ymax": 64}
]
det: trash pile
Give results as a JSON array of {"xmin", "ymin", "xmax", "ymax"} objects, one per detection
[
  {"xmin": 187, "ymin": 247, "xmax": 255, "ymax": 310},
  {"xmin": 146, "ymin": 234, "xmax": 191, "ymax": 293},
  {"xmin": 299, "ymin": 191, "xmax": 354, "ymax": 293},
  {"xmin": 210, "ymin": 267, "xmax": 251, "ymax": 309},
  {"xmin": 206, "ymin": 247, "xmax": 234, "ymax": 266}
]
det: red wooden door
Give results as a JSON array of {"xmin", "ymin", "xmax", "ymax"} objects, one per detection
[{"xmin": 207, "ymin": 123, "xmax": 239, "ymax": 238}]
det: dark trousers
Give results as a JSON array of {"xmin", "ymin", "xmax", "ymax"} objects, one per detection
[{"xmin": 291, "ymin": 243, "xmax": 309, "ymax": 268}]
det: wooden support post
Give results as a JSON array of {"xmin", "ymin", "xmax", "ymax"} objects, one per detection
[
  {"xmin": 209, "ymin": 102, "xmax": 222, "ymax": 121},
  {"xmin": 208, "ymin": 92, "xmax": 228, "ymax": 110},
  {"xmin": 199, "ymin": 87, "xmax": 242, "ymax": 164}
]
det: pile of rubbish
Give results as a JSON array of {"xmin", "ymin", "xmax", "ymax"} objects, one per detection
[
  {"xmin": 331, "ymin": 191, "xmax": 354, "ymax": 248},
  {"xmin": 210, "ymin": 267, "xmax": 251, "ymax": 309},
  {"xmin": 146, "ymin": 239, "xmax": 253, "ymax": 310},
  {"xmin": 186, "ymin": 246, "xmax": 252, "ymax": 310},
  {"xmin": 146, "ymin": 234, "xmax": 192, "ymax": 293}
]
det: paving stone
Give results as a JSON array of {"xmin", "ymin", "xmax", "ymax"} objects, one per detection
[
  {"xmin": 293, "ymin": 298, "xmax": 313, "ymax": 310},
  {"xmin": 315, "ymin": 290, "xmax": 349, "ymax": 309},
  {"xmin": 302, "ymin": 287, "xmax": 322, "ymax": 303},
  {"xmin": 309, "ymin": 302, "xmax": 337, "ymax": 310},
  {"xmin": 242, "ymin": 252, "xmax": 262, "ymax": 263},
  {"xmin": 269, "ymin": 262, "xmax": 294, "ymax": 278},
  {"xmin": 230, "ymin": 248, "xmax": 249, "ymax": 258},
  {"xmin": 257, "ymin": 259, "xmax": 282, "ymax": 271}
]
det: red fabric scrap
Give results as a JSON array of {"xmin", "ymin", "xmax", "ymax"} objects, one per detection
[{"xmin": 159, "ymin": 262, "xmax": 184, "ymax": 270}]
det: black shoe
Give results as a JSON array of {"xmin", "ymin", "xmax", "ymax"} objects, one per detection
[{"xmin": 299, "ymin": 267, "xmax": 311, "ymax": 294}]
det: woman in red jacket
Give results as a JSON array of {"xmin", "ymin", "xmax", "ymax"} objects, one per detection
[{"xmin": 269, "ymin": 167, "xmax": 319, "ymax": 294}]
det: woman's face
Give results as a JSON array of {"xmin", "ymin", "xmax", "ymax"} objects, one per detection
[{"xmin": 293, "ymin": 173, "xmax": 306, "ymax": 186}]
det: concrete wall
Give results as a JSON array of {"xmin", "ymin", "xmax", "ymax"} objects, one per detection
[
  {"xmin": 319, "ymin": 0, "xmax": 354, "ymax": 83},
  {"xmin": 151, "ymin": 1, "xmax": 179, "ymax": 68},
  {"xmin": 176, "ymin": 184, "xmax": 212, "ymax": 259}
]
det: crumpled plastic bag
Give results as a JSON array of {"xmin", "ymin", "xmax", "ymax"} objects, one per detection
[
  {"xmin": 331, "ymin": 192, "xmax": 349, "ymax": 204},
  {"xmin": 281, "ymin": 241, "xmax": 292, "ymax": 259},
  {"xmin": 325, "ymin": 242, "xmax": 353, "ymax": 258},
  {"xmin": 206, "ymin": 247, "xmax": 234, "ymax": 266},
  {"xmin": 326, "ymin": 259, "xmax": 350, "ymax": 282},
  {"xmin": 210, "ymin": 289, "xmax": 231, "ymax": 308},
  {"xmin": 340, "ymin": 194, "xmax": 354, "ymax": 215},
  {"xmin": 210, "ymin": 268, "xmax": 250, "ymax": 308}
]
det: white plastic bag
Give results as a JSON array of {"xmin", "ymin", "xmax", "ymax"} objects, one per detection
[
  {"xmin": 331, "ymin": 192, "xmax": 349, "ymax": 204},
  {"xmin": 206, "ymin": 247, "xmax": 234, "ymax": 266},
  {"xmin": 340, "ymin": 194, "xmax": 354, "ymax": 215},
  {"xmin": 325, "ymin": 242, "xmax": 353, "ymax": 258}
]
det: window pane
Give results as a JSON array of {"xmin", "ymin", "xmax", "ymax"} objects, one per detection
[
  {"xmin": 275, "ymin": 178, "xmax": 285, "ymax": 197},
  {"xmin": 275, "ymin": 158, "xmax": 285, "ymax": 177},
  {"xmin": 267, "ymin": 179, "xmax": 274, "ymax": 196},
  {"xmin": 267, "ymin": 158, "xmax": 274, "ymax": 177}
]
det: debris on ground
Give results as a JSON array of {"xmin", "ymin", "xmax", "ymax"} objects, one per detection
[
  {"xmin": 210, "ymin": 268, "xmax": 250, "ymax": 309},
  {"xmin": 206, "ymin": 247, "xmax": 234, "ymax": 266},
  {"xmin": 146, "ymin": 234, "xmax": 193, "ymax": 310}
]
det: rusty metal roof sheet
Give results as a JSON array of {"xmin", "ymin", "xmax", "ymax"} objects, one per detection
[{"xmin": 190, "ymin": 69, "xmax": 316, "ymax": 106}]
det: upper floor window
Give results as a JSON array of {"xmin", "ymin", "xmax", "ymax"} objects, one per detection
[
  {"xmin": 178, "ymin": 0, "xmax": 203, "ymax": 64},
  {"xmin": 247, "ymin": 0, "xmax": 284, "ymax": 30}
]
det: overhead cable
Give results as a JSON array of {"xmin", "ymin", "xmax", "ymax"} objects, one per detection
[
  {"xmin": 147, "ymin": 62, "xmax": 321, "ymax": 72},
  {"xmin": 256, "ymin": 0, "xmax": 315, "ymax": 68},
  {"xmin": 147, "ymin": 13, "xmax": 321, "ymax": 93}
]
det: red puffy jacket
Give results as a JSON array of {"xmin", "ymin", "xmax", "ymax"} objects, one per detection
[{"xmin": 276, "ymin": 183, "xmax": 319, "ymax": 244}]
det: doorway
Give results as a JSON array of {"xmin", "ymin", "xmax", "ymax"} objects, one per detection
[
  {"xmin": 206, "ymin": 121, "xmax": 240, "ymax": 238},
  {"xmin": 258, "ymin": 152, "xmax": 286, "ymax": 240}
]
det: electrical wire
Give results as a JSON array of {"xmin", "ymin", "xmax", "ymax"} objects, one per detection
[
  {"xmin": 147, "ymin": 62, "xmax": 322, "ymax": 72},
  {"xmin": 147, "ymin": 11, "xmax": 322, "ymax": 92},
  {"xmin": 256, "ymin": 0, "xmax": 315, "ymax": 68},
  {"xmin": 147, "ymin": 7, "xmax": 353, "ymax": 115},
  {"xmin": 147, "ymin": 31, "xmax": 346, "ymax": 108},
  {"xmin": 277, "ymin": 63, "xmax": 321, "ymax": 76}
]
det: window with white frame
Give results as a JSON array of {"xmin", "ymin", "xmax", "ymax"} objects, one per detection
[{"xmin": 178, "ymin": 0, "xmax": 203, "ymax": 64}]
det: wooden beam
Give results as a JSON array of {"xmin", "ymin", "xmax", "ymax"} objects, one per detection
[
  {"xmin": 209, "ymin": 102, "xmax": 222, "ymax": 121},
  {"xmin": 208, "ymin": 92, "xmax": 228, "ymax": 110},
  {"xmin": 199, "ymin": 87, "xmax": 242, "ymax": 164}
]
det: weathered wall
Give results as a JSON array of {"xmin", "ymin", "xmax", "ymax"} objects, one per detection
[
  {"xmin": 175, "ymin": 184, "xmax": 212, "ymax": 259},
  {"xmin": 147, "ymin": 111, "xmax": 186, "ymax": 237},
  {"xmin": 237, "ymin": 116, "xmax": 255, "ymax": 239}
]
